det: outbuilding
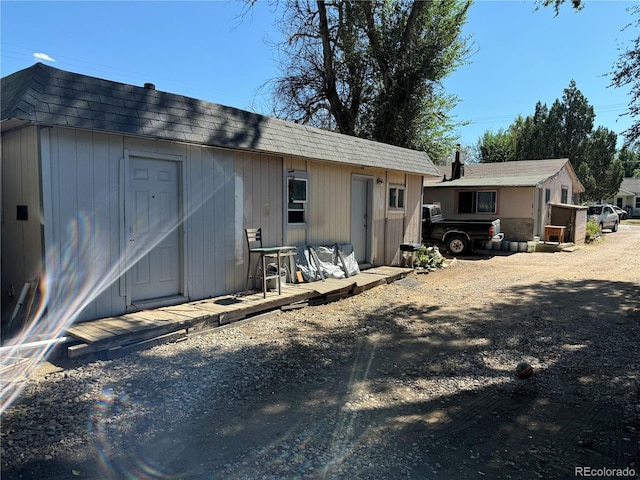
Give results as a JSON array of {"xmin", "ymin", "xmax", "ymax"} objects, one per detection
[{"xmin": 1, "ymin": 63, "xmax": 440, "ymax": 324}]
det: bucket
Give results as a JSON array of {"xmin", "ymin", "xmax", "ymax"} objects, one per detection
[
  {"xmin": 533, "ymin": 236, "xmax": 541, "ymax": 243},
  {"xmin": 518, "ymin": 242, "xmax": 528, "ymax": 252},
  {"xmin": 527, "ymin": 241, "xmax": 536, "ymax": 253},
  {"xmin": 509, "ymin": 242, "xmax": 518, "ymax": 252},
  {"xmin": 501, "ymin": 240, "xmax": 510, "ymax": 251},
  {"xmin": 491, "ymin": 239, "xmax": 501, "ymax": 250}
]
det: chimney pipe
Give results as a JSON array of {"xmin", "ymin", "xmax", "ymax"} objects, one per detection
[
  {"xmin": 144, "ymin": 83, "xmax": 156, "ymax": 90},
  {"xmin": 451, "ymin": 144, "xmax": 462, "ymax": 180}
]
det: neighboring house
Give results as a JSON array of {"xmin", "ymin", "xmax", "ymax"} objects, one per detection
[
  {"xmin": 1, "ymin": 63, "xmax": 440, "ymax": 323},
  {"xmin": 608, "ymin": 178, "xmax": 640, "ymax": 218},
  {"xmin": 423, "ymin": 159, "xmax": 585, "ymax": 243}
]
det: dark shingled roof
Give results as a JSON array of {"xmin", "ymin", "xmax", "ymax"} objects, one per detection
[{"xmin": 1, "ymin": 63, "xmax": 440, "ymax": 177}]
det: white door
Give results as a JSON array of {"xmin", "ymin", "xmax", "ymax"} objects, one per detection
[
  {"xmin": 126, "ymin": 157, "xmax": 182, "ymax": 302},
  {"xmin": 351, "ymin": 177, "xmax": 372, "ymax": 264}
]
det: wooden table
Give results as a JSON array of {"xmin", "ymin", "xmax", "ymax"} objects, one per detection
[{"xmin": 544, "ymin": 225, "xmax": 566, "ymax": 243}]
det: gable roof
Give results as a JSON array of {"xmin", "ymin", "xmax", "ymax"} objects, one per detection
[
  {"xmin": 618, "ymin": 178, "xmax": 640, "ymax": 195},
  {"xmin": 425, "ymin": 158, "xmax": 584, "ymax": 193},
  {"xmin": 1, "ymin": 63, "xmax": 440, "ymax": 177}
]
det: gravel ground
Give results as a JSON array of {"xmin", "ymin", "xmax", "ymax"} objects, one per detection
[{"xmin": 2, "ymin": 225, "xmax": 639, "ymax": 480}]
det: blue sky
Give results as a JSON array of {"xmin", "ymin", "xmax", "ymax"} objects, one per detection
[{"xmin": 1, "ymin": 1, "xmax": 636, "ymax": 150}]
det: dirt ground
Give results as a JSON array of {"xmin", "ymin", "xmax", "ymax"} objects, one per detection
[
  {"xmin": 149, "ymin": 226, "xmax": 640, "ymax": 479},
  {"xmin": 3, "ymin": 224, "xmax": 640, "ymax": 479}
]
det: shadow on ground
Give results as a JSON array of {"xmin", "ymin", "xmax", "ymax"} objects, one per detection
[{"xmin": 2, "ymin": 278, "xmax": 639, "ymax": 479}]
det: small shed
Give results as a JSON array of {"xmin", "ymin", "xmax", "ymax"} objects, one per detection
[{"xmin": 548, "ymin": 203, "xmax": 587, "ymax": 245}]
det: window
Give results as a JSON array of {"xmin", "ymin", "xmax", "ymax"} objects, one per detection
[
  {"xmin": 458, "ymin": 190, "xmax": 496, "ymax": 214},
  {"xmin": 286, "ymin": 171, "xmax": 308, "ymax": 224},
  {"xmin": 561, "ymin": 188, "xmax": 568, "ymax": 204},
  {"xmin": 545, "ymin": 188, "xmax": 551, "ymax": 203},
  {"xmin": 617, "ymin": 198, "xmax": 623, "ymax": 208},
  {"xmin": 477, "ymin": 191, "xmax": 496, "ymax": 213},
  {"xmin": 288, "ymin": 178, "xmax": 308, "ymax": 203},
  {"xmin": 388, "ymin": 185, "xmax": 405, "ymax": 210},
  {"xmin": 636, "ymin": 197, "xmax": 640, "ymax": 209}
]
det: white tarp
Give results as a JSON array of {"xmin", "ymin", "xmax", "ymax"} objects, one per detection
[{"xmin": 293, "ymin": 244, "xmax": 360, "ymax": 282}]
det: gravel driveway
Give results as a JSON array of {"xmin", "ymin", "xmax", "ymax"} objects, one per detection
[{"xmin": 2, "ymin": 225, "xmax": 639, "ymax": 480}]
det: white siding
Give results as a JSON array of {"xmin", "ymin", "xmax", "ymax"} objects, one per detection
[
  {"xmin": 1, "ymin": 126, "xmax": 42, "ymax": 318},
  {"xmin": 27, "ymin": 125, "xmax": 430, "ymax": 321},
  {"xmin": 186, "ymin": 145, "xmax": 236, "ymax": 298},
  {"xmin": 307, "ymin": 162, "xmax": 352, "ymax": 245},
  {"xmin": 43, "ymin": 127, "xmax": 126, "ymax": 321},
  {"xmin": 236, "ymin": 151, "xmax": 283, "ymax": 292},
  {"xmin": 42, "ymin": 127, "xmax": 243, "ymax": 320}
]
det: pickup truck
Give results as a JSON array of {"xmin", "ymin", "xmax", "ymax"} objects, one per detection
[{"xmin": 422, "ymin": 204, "xmax": 501, "ymax": 255}]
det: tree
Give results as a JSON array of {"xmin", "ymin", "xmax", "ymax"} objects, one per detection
[
  {"xmin": 267, "ymin": 0, "xmax": 472, "ymax": 161},
  {"xmin": 547, "ymin": 80, "xmax": 595, "ymax": 162},
  {"xmin": 610, "ymin": 5, "xmax": 640, "ymax": 147},
  {"xmin": 580, "ymin": 126, "xmax": 624, "ymax": 201},
  {"xmin": 475, "ymin": 81, "xmax": 624, "ymax": 200},
  {"xmin": 618, "ymin": 146, "xmax": 640, "ymax": 177},
  {"xmin": 477, "ymin": 128, "xmax": 516, "ymax": 163},
  {"xmin": 539, "ymin": 1, "xmax": 640, "ymax": 147},
  {"xmin": 512, "ymin": 102, "xmax": 554, "ymax": 160}
]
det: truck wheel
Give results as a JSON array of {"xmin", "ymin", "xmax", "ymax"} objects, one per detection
[{"xmin": 446, "ymin": 235, "xmax": 469, "ymax": 255}]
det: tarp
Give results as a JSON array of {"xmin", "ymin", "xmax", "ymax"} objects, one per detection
[{"xmin": 293, "ymin": 244, "xmax": 360, "ymax": 282}]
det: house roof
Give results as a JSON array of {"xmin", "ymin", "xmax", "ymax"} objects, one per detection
[
  {"xmin": 425, "ymin": 158, "xmax": 585, "ymax": 193},
  {"xmin": 1, "ymin": 63, "xmax": 440, "ymax": 177},
  {"xmin": 619, "ymin": 178, "xmax": 640, "ymax": 195}
]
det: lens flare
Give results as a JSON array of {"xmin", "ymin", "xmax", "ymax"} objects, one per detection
[
  {"xmin": 1, "ymin": 161, "xmax": 227, "ymax": 415},
  {"xmin": 88, "ymin": 387, "xmax": 177, "ymax": 480}
]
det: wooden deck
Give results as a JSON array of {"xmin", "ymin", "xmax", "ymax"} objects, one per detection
[{"xmin": 64, "ymin": 266, "xmax": 412, "ymax": 358}]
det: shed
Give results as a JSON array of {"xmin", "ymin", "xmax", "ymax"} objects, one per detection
[
  {"xmin": 548, "ymin": 203, "xmax": 588, "ymax": 245},
  {"xmin": 1, "ymin": 63, "xmax": 440, "ymax": 324}
]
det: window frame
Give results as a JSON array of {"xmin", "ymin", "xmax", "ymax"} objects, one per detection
[
  {"xmin": 285, "ymin": 170, "xmax": 309, "ymax": 225},
  {"xmin": 388, "ymin": 185, "xmax": 406, "ymax": 211},
  {"xmin": 457, "ymin": 189, "xmax": 497, "ymax": 214}
]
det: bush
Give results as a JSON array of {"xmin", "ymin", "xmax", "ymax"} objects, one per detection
[
  {"xmin": 415, "ymin": 245, "xmax": 445, "ymax": 270},
  {"xmin": 585, "ymin": 219, "xmax": 601, "ymax": 243}
]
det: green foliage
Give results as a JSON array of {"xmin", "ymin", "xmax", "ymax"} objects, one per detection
[
  {"xmin": 619, "ymin": 146, "xmax": 640, "ymax": 177},
  {"xmin": 540, "ymin": 1, "xmax": 639, "ymax": 147},
  {"xmin": 414, "ymin": 245, "xmax": 445, "ymax": 270},
  {"xmin": 609, "ymin": 5, "xmax": 640, "ymax": 148},
  {"xmin": 268, "ymin": 0, "xmax": 472, "ymax": 158},
  {"xmin": 581, "ymin": 126, "xmax": 624, "ymax": 201},
  {"xmin": 478, "ymin": 128, "xmax": 516, "ymax": 163},
  {"xmin": 585, "ymin": 219, "xmax": 601, "ymax": 242},
  {"xmin": 476, "ymin": 81, "xmax": 623, "ymax": 200}
]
